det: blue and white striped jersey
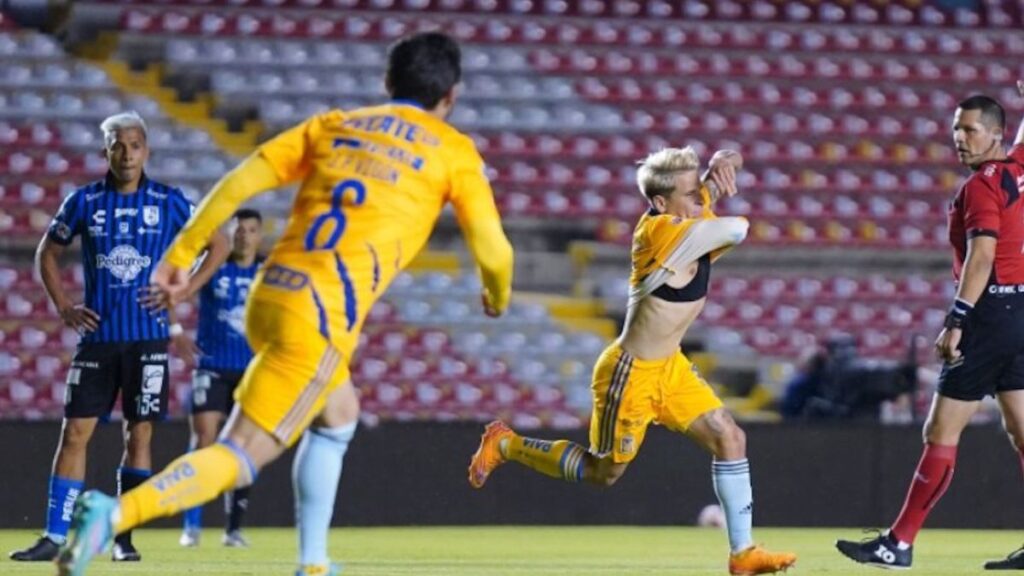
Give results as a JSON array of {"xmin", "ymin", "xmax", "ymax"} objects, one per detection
[
  {"xmin": 196, "ymin": 257, "xmax": 261, "ymax": 372},
  {"xmin": 47, "ymin": 173, "xmax": 194, "ymax": 343}
]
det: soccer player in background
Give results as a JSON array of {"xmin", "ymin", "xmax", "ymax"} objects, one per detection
[
  {"xmin": 836, "ymin": 84, "xmax": 1024, "ymax": 570},
  {"xmin": 468, "ymin": 147, "xmax": 797, "ymax": 576},
  {"xmin": 57, "ymin": 31, "xmax": 513, "ymax": 576},
  {"xmin": 179, "ymin": 209, "xmax": 264, "ymax": 548},
  {"xmin": 8, "ymin": 112, "xmax": 227, "ymax": 563}
]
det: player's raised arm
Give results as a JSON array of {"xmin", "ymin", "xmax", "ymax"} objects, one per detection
[
  {"xmin": 702, "ymin": 149, "xmax": 744, "ymax": 204},
  {"xmin": 185, "ymin": 231, "xmax": 231, "ymax": 299},
  {"xmin": 1015, "ymin": 80, "xmax": 1024, "ymax": 146},
  {"xmin": 162, "ymin": 113, "xmax": 327, "ymax": 274},
  {"xmin": 449, "ymin": 144, "xmax": 514, "ymax": 316},
  {"xmin": 690, "ymin": 217, "xmax": 751, "ymax": 254},
  {"xmin": 162, "ymin": 155, "xmax": 280, "ymax": 273}
]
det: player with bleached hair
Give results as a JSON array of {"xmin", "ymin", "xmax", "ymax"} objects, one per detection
[
  {"xmin": 468, "ymin": 146, "xmax": 797, "ymax": 575},
  {"xmin": 9, "ymin": 111, "xmax": 227, "ymax": 564}
]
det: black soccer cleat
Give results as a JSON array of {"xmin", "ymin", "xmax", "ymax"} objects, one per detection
[
  {"xmin": 986, "ymin": 546, "xmax": 1024, "ymax": 570},
  {"xmin": 111, "ymin": 541, "xmax": 141, "ymax": 562},
  {"xmin": 836, "ymin": 530, "xmax": 912, "ymax": 570},
  {"xmin": 9, "ymin": 535, "xmax": 60, "ymax": 561}
]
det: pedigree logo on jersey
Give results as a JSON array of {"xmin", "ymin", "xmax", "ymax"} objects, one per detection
[{"xmin": 97, "ymin": 244, "xmax": 152, "ymax": 283}]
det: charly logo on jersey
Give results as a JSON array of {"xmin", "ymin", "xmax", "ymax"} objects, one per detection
[
  {"xmin": 217, "ymin": 305, "xmax": 247, "ymax": 336},
  {"xmin": 97, "ymin": 244, "xmax": 152, "ymax": 283},
  {"xmin": 87, "ymin": 210, "xmax": 108, "ymax": 237}
]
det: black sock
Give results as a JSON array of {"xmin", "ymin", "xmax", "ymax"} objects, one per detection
[
  {"xmin": 226, "ymin": 487, "xmax": 250, "ymax": 533},
  {"xmin": 115, "ymin": 467, "xmax": 150, "ymax": 547}
]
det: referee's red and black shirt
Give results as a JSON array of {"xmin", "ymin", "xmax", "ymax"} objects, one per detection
[{"xmin": 948, "ymin": 144, "xmax": 1024, "ymax": 283}]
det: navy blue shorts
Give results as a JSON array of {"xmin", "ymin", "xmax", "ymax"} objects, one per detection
[
  {"xmin": 64, "ymin": 340, "xmax": 170, "ymax": 420},
  {"xmin": 938, "ymin": 294, "xmax": 1024, "ymax": 401},
  {"xmin": 189, "ymin": 369, "xmax": 244, "ymax": 415}
]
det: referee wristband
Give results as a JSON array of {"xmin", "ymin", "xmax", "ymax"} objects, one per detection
[
  {"xmin": 168, "ymin": 323, "xmax": 184, "ymax": 337},
  {"xmin": 943, "ymin": 298, "xmax": 974, "ymax": 329}
]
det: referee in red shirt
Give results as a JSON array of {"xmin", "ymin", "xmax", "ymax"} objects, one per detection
[{"xmin": 838, "ymin": 82, "xmax": 1024, "ymax": 570}]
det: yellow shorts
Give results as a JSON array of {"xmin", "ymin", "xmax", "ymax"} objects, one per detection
[
  {"xmin": 589, "ymin": 343, "xmax": 723, "ymax": 463},
  {"xmin": 235, "ymin": 294, "xmax": 352, "ymax": 447}
]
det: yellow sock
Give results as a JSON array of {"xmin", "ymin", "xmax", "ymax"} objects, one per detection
[
  {"xmin": 116, "ymin": 442, "xmax": 253, "ymax": 533},
  {"xmin": 506, "ymin": 436, "xmax": 587, "ymax": 482}
]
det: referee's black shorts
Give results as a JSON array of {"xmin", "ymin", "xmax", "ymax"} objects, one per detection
[{"xmin": 938, "ymin": 292, "xmax": 1024, "ymax": 401}]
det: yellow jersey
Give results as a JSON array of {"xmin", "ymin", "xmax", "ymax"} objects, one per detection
[
  {"xmin": 627, "ymin": 197, "xmax": 747, "ymax": 305},
  {"xmin": 165, "ymin": 101, "xmax": 513, "ymax": 352},
  {"xmin": 629, "ymin": 210, "xmax": 700, "ymax": 289}
]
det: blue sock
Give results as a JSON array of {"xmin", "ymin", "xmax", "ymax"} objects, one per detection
[
  {"xmin": 183, "ymin": 505, "xmax": 202, "ymax": 532},
  {"xmin": 293, "ymin": 422, "xmax": 357, "ymax": 567},
  {"xmin": 182, "ymin": 443, "xmax": 202, "ymax": 532},
  {"xmin": 45, "ymin": 475, "xmax": 84, "ymax": 543},
  {"xmin": 712, "ymin": 459, "xmax": 754, "ymax": 553}
]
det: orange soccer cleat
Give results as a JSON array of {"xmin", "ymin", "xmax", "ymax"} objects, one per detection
[
  {"xmin": 467, "ymin": 420, "xmax": 514, "ymax": 489},
  {"xmin": 728, "ymin": 545, "xmax": 798, "ymax": 576}
]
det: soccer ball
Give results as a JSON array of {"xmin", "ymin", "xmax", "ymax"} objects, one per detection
[{"xmin": 697, "ymin": 504, "xmax": 726, "ymax": 528}]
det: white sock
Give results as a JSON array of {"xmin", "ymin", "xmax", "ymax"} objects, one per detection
[
  {"xmin": 712, "ymin": 459, "xmax": 754, "ymax": 553},
  {"xmin": 293, "ymin": 422, "xmax": 357, "ymax": 567}
]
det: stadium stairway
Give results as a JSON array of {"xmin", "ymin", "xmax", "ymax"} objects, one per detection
[
  {"xmin": 89, "ymin": 58, "xmax": 261, "ymax": 157},
  {"xmin": 68, "ymin": 25, "xmax": 259, "ymax": 157}
]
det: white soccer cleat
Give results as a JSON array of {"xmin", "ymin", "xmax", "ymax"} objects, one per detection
[
  {"xmin": 179, "ymin": 529, "xmax": 200, "ymax": 548},
  {"xmin": 222, "ymin": 530, "xmax": 249, "ymax": 548}
]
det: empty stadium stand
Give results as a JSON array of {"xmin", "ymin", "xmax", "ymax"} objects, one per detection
[{"xmin": 2, "ymin": 0, "xmax": 1019, "ymax": 422}]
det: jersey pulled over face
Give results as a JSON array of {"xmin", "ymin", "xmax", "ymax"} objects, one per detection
[
  {"xmin": 630, "ymin": 209, "xmax": 700, "ymax": 290},
  {"xmin": 949, "ymin": 144, "xmax": 1024, "ymax": 284},
  {"xmin": 254, "ymin": 102, "xmax": 498, "ymax": 348},
  {"xmin": 629, "ymin": 207, "xmax": 726, "ymax": 292}
]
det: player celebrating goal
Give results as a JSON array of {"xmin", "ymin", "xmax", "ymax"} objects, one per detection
[
  {"xmin": 468, "ymin": 147, "xmax": 797, "ymax": 576},
  {"xmin": 56, "ymin": 31, "xmax": 513, "ymax": 576},
  {"xmin": 836, "ymin": 85, "xmax": 1024, "ymax": 570}
]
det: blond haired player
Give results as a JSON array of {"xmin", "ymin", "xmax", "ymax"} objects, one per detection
[
  {"xmin": 57, "ymin": 32, "xmax": 513, "ymax": 576},
  {"xmin": 469, "ymin": 147, "xmax": 797, "ymax": 575}
]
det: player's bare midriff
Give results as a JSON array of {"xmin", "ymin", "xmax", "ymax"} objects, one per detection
[{"xmin": 617, "ymin": 260, "xmax": 705, "ymax": 361}]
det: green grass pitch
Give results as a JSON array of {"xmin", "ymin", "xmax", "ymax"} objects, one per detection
[{"xmin": 1, "ymin": 527, "xmax": 1020, "ymax": 575}]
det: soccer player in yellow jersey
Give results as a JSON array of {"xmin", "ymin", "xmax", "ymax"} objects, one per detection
[
  {"xmin": 468, "ymin": 147, "xmax": 797, "ymax": 575},
  {"xmin": 57, "ymin": 32, "xmax": 513, "ymax": 576}
]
